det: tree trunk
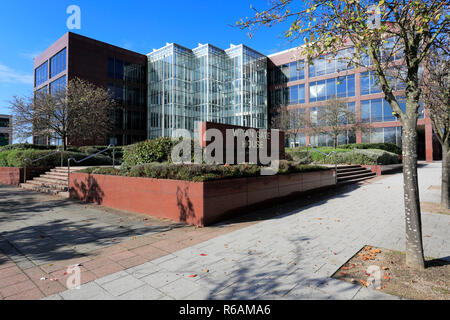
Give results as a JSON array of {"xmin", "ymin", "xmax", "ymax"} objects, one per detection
[
  {"xmin": 402, "ymin": 118, "xmax": 425, "ymax": 270},
  {"xmin": 63, "ymin": 135, "xmax": 67, "ymax": 151},
  {"xmin": 441, "ymin": 142, "xmax": 450, "ymax": 209}
]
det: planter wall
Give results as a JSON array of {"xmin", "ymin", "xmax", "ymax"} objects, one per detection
[
  {"xmin": 69, "ymin": 169, "xmax": 336, "ymax": 226},
  {"xmin": 0, "ymin": 167, "xmax": 50, "ymax": 186}
]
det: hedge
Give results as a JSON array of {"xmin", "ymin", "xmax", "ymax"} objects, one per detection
[
  {"xmin": 0, "ymin": 143, "xmax": 57, "ymax": 152},
  {"xmin": 0, "ymin": 149, "xmax": 112, "ymax": 168},
  {"xmin": 122, "ymin": 137, "xmax": 192, "ymax": 169},
  {"xmin": 80, "ymin": 161, "xmax": 329, "ymax": 182},
  {"xmin": 339, "ymin": 143, "xmax": 402, "ymax": 155},
  {"xmin": 285, "ymin": 147, "xmax": 399, "ymax": 165}
]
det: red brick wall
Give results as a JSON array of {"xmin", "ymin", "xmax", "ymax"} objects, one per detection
[
  {"xmin": 0, "ymin": 167, "xmax": 21, "ymax": 186},
  {"xmin": 70, "ymin": 169, "xmax": 335, "ymax": 226}
]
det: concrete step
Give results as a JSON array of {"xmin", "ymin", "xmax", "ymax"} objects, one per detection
[
  {"xmin": 33, "ymin": 176, "xmax": 68, "ymax": 185},
  {"xmin": 25, "ymin": 180, "xmax": 68, "ymax": 191},
  {"xmin": 337, "ymin": 168, "xmax": 371, "ymax": 178},
  {"xmin": 45, "ymin": 171, "xmax": 68, "ymax": 177},
  {"xmin": 336, "ymin": 166, "xmax": 366, "ymax": 173},
  {"xmin": 336, "ymin": 165, "xmax": 363, "ymax": 170},
  {"xmin": 337, "ymin": 175, "xmax": 377, "ymax": 184},
  {"xmin": 20, "ymin": 183, "xmax": 66, "ymax": 195},
  {"xmin": 338, "ymin": 171, "xmax": 376, "ymax": 183}
]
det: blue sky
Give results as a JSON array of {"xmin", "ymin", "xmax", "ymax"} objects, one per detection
[{"xmin": 0, "ymin": 0, "xmax": 297, "ymax": 115}]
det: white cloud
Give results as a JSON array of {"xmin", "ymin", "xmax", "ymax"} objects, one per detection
[
  {"xmin": 20, "ymin": 51, "xmax": 41, "ymax": 60},
  {"xmin": 0, "ymin": 63, "xmax": 33, "ymax": 85}
]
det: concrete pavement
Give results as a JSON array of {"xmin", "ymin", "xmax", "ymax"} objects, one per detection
[{"xmin": 46, "ymin": 162, "xmax": 449, "ymax": 300}]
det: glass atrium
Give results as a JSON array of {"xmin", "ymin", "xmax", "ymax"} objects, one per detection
[{"xmin": 147, "ymin": 43, "xmax": 267, "ymax": 139}]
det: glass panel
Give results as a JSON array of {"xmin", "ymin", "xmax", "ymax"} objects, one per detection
[
  {"xmin": 361, "ymin": 72, "xmax": 370, "ymax": 95},
  {"xmin": 326, "ymin": 78, "xmax": 336, "ymax": 99},
  {"xmin": 371, "ymin": 128, "xmax": 384, "ymax": 143},
  {"xmin": 309, "ymin": 82, "xmax": 317, "ymax": 102},
  {"xmin": 336, "ymin": 77, "xmax": 346, "ymax": 98},
  {"xmin": 383, "ymin": 99, "xmax": 396, "ymax": 121},
  {"xmin": 347, "ymin": 74, "xmax": 355, "ymax": 97},
  {"xmin": 384, "ymin": 127, "xmax": 396, "ymax": 144},
  {"xmin": 371, "ymin": 99, "xmax": 383, "ymax": 122},
  {"xmin": 290, "ymin": 85, "xmax": 298, "ymax": 105},
  {"xmin": 298, "ymin": 84, "xmax": 305, "ymax": 104},
  {"xmin": 361, "ymin": 100, "xmax": 371, "ymax": 123},
  {"xmin": 316, "ymin": 80, "xmax": 326, "ymax": 101}
]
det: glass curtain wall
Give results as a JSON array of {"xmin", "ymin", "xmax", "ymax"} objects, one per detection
[{"xmin": 147, "ymin": 43, "xmax": 267, "ymax": 138}]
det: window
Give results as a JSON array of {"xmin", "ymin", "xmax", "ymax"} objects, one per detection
[
  {"xmin": 316, "ymin": 80, "xmax": 326, "ymax": 101},
  {"xmin": 50, "ymin": 48, "xmax": 66, "ymax": 78},
  {"xmin": 309, "ymin": 75, "xmax": 354, "ymax": 102},
  {"xmin": 289, "ymin": 60, "xmax": 304, "ymax": 81},
  {"xmin": 290, "ymin": 85, "xmax": 298, "ymax": 105},
  {"xmin": 371, "ymin": 99, "xmax": 383, "ymax": 122},
  {"xmin": 326, "ymin": 79, "xmax": 336, "ymax": 100},
  {"xmin": 49, "ymin": 75, "xmax": 66, "ymax": 94},
  {"xmin": 309, "ymin": 47, "xmax": 355, "ymax": 78},
  {"xmin": 35, "ymin": 61, "xmax": 48, "ymax": 87},
  {"xmin": 298, "ymin": 84, "xmax": 305, "ymax": 104},
  {"xmin": 362, "ymin": 98, "xmax": 406, "ymax": 123},
  {"xmin": 0, "ymin": 118, "xmax": 9, "ymax": 128},
  {"xmin": 107, "ymin": 57, "xmax": 125, "ymax": 80},
  {"xmin": 364, "ymin": 127, "xmax": 402, "ymax": 146},
  {"xmin": 361, "ymin": 71, "xmax": 381, "ymax": 95},
  {"xmin": 361, "ymin": 100, "xmax": 371, "ymax": 123}
]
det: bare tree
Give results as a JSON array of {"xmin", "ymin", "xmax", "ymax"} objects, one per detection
[
  {"xmin": 310, "ymin": 97, "xmax": 367, "ymax": 149},
  {"xmin": 238, "ymin": 0, "xmax": 449, "ymax": 269},
  {"xmin": 10, "ymin": 78, "xmax": 116, "ymax": 150},
  {"xmin": 271, "ymin": 106, "xmax": 309, "ymax": 147},
  {"xmin": 421, "ymin": 40, "xmax": 450, "ymax": 209}
]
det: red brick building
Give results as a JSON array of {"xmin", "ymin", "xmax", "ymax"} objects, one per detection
[
  {"xmin": 267, "ymin": 46, "xmax": 439, "ymax": 161},
  {"xmin": 33, "ymin": 32, "xmax": 147, "ymax": 146}
]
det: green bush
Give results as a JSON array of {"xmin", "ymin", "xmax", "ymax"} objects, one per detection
[
  {"xmin": 313, "ymin": 149, "xmax": 399, "ymax": 165},
  {"xmin": 0, "ymin": 149, "xmax": 113, "ymax": 168},
  {"xmin": 286, "ymin": 147, "xmax": 348, "ymax": 163},
  {"xmin": 122, "ymin": 138, "xmax": 176, "ymax": 168},
  {"xmin": 0, "ymin": 143, "xmax": 57, "ymax": 152},
  {"xmin": 339, "ymin": 143, "xmax": 402, "ymax": 155},
  {"xmin": 80, "ymin": 161, "xmax": 329, "ymax": 182}
]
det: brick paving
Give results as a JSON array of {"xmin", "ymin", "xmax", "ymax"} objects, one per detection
[
  {"xmin": 0, "ymin": 186, "xmax": 255, "ymax": 300},
  {"xmin": 47, "ymin": 162, "xmax": 449, "ymax": 300},
  {"xmin": 1, "ymin": 162, "xmax": 449, "ymax": 300}
]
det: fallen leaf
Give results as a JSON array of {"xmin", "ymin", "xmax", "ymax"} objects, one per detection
[
  {"xmin": 204, "ymin": 269, "xmax": 209, "ymax": 273},
  {"xmin": 200, "ymin": 254, "xmax": 208, "ymax": 256},
  {"xmin": 425, "ymin": 235, "xmax": 431, "ymax": 238},
  {"xmin": 188, "ymin": 274, "xmax": 197, "ymax": 278},
  {"xmin": 382, "ymin": 266, "xmax": 389, "ymax": 270},
  {"xmin": 384, "ymin": 275, "xmax": 390, "ymax": 281},
  {"xmin": 360, "ymin": 280, "xmax": 369, "ymax": 287},
  {"xmin": 339, "ymin": 272, "xmax": 346, "ymax": 276}
]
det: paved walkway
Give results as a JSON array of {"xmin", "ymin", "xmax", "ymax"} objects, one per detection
[
  {"xmin": 0, "ymin": 187, "xmax": 255, "ymax": 299},
  {"xmin": 44, "ymin": 162, "xmax": 449, "ymax": 300}
]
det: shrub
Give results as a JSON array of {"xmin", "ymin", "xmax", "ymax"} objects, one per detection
[
  {"xmin": 80, "ymin": 161, "xmax": 329, "ymax": 182},
  {"xmin": 122, "ymin": 137, "xmax": 196, "ymax": 168},
  {"xmin": 0, "ymin": 149, "xmax": 112, "ymax": 168},
  {"xmin": 286, "ymin": 147, "xmax": 348, "ymax": 163},
  {"xmin": 339, "ymin": 143, "xmax": 402, "ymax": 155},
  {"xmin": 313, "ymin": 148, "xmax": 399, "ymax": 165},
  {"xmin": 0, "ymin": 143, "xmax": 57, "ymax": 152}
]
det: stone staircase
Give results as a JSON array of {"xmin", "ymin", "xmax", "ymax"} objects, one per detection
[
  {"xmin": 336, "ymin": 165, "xmax": 377, "ymax": 184},
  {"xmin": 20, "ymin": 167, "xmax": 88, "ymax": 197}
]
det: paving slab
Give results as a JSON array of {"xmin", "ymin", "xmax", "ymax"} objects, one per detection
[{"xmin": 54, "ymin": 162, "xmax": 449, "ymax": 300}]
